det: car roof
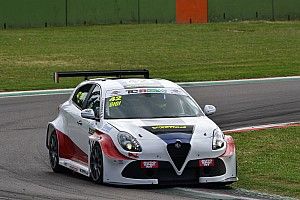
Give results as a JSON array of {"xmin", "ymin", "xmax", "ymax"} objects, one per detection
[{"xmin": 84, "ymin": 78, "xmax": 181, "ymax": 91}]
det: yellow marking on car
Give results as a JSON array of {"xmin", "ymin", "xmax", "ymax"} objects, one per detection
[
  {"xmin": 109, "ymin": 96, "xmax": 122, "ymax": 107},
  {"xmin": 152, "ymin": 125, "xmax": 187, "ymax": 130}
]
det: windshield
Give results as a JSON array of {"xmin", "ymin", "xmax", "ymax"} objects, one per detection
[{"xmin": 104, "ymin": 93, "xmax": 203, "ymax": 119}]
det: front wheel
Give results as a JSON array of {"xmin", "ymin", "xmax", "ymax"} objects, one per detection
[
  {"xmin": 49, "ymin": 132, "xmax": 64, "ymax": 172},
  {"xmin": 90, "ymin": 144, "xmax": 103, "ymax": 184}
]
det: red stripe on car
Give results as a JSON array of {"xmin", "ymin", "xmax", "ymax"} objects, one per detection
[
  {"xmin": 221, "ymin": 135, "xmax": 235, "ymax": 157},
  {"xmin": 56, "ymin": 130, "xmax": 88, "ymax": 164},
  {"xmin": 95, "ymin": 130, "xmax": 132, "ymax": 160}
]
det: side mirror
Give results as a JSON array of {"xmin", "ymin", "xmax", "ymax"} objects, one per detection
[
  {"xmin": 204, "ymin": 105, "xmax": 216, "ymax": 116},
  {"xmin": 81, "ymin": 109, "xmax": 96, "ymax": 120}
]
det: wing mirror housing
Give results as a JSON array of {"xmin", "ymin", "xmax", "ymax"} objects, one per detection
[
  {"xmin": 81, "ymin": 109, "xmax": 96, "ymax": 120},
  {"xmin": 204, "ymin": 105, "xmax": 216, "ymax": 116}
]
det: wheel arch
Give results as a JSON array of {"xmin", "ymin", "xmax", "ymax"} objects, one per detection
[
  {"xmin": 89, "ymin": 136, "xmax": 101, "ymax": 155},
  {"xmin": 46, "ymin": 123, "xmax": 56, "ymax": 149}
]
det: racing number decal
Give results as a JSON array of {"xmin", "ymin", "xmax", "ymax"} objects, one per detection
[{"xmin": 109, "ymin": 96, "xmax": 122, "ymax": 107}]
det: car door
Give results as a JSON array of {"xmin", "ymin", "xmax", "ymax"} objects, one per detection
[
  {"xmin": 80, "ymin": 84, "xmax": 101, "ymax": 139},
  {"xmin": 66, "ymin": 83, "xmax": 94, "ymax": 158}
]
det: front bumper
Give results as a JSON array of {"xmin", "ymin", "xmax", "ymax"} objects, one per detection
[{"xmin": 102, "ymin": 155, "xmax": 237, "ymax": 185}]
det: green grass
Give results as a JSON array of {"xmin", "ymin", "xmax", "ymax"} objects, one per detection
[
  {"xmin": 0, "ymin": 21, "xmax": 299, "ymax": 91},
  {"xmin": 232, "ymin": 126, "xmax": 300, "ymax": 198}
]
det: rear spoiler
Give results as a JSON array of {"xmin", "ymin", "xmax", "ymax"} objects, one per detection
[{"xmin": 54, "ymin": 69, "xmax": 149, "ymax": 83}]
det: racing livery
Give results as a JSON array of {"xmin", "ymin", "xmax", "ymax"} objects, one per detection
[{"xmin": 46, "ymin": 70, "xmax": 237, "ymax": 185}]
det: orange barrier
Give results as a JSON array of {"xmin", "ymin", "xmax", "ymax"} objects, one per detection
[{"xmin": 176, "ymin": 0, "xmax": 208, "ymax": 23}]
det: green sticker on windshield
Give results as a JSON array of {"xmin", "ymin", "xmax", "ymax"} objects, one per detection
[{"xmin": 109, "ymin": 96, "xmax": 122, "ymax": 107}]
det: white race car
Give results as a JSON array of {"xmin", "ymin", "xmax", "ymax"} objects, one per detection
[{"xmin": 46, "ymin": 70, "xmax": 237, "ymax": 185}]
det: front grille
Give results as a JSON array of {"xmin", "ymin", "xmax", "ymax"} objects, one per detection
[
  {"xmin": 167, "ymin": 143, "xmax": 191, "ymax": 170},
  {"xmin": 122, "ymin": 160, "xmax": 199, "ymax": 184},
  {"xmin": 121, "ymin": 159, "xmax": 226, "ymax": 185}
]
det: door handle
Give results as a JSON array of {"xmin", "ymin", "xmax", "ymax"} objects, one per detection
[{"xmin": 77, "ymin": 120, "xmax": 82, "ymax": 126}]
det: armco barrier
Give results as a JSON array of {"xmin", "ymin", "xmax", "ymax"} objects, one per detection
[{"xmin": 0, "ymin": 0, "xmax": 65, "ymax": 29}]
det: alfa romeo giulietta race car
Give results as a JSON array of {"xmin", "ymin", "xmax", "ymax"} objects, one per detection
[{"xmin": 46, "ymin": 70, "xmax": 237, "ymax": 185}]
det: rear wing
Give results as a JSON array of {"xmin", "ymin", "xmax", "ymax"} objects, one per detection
[{"xmin": 54, "ymin": 69, "xmax": 149, "ymax": 83}]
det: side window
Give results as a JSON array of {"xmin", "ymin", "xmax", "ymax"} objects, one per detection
[
  {"xmin": 72, "ymin": 84, "xmax": 93, "ymax": 109},
  {"xmin": 85, "ymin": 85, "xmax": 101, "ymax": 118}
]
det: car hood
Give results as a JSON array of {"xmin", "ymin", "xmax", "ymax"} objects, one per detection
[{"xmin": 106, "ymin": 116, "xmax": 219, "ymax": 140}]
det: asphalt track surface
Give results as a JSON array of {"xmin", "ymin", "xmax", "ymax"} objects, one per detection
[{"xmin": 0, "ymin": 79, "xmax": 299, "ymax": 200}]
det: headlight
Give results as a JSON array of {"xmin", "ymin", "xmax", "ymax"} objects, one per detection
[
  {"xmin": 117, "ymin": 132, "xmax": 142, "ymax": 152},
  {"xmin": 212, "ymin": 128, "xmax": 225, "ymax": 150}
]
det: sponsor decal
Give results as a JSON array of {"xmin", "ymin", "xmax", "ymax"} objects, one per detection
[
  {"xmin": 120, "ymin": 79, "xmax": 163, "ymax": 89},
  {"xmin": 102, "ymin": 124, "xmax": 113, "ymax": 133},
  {"xmin": 69, "ymin": 164, "xmax": 79, "ymax": 172},
  {"xmin": 127, "ymin": 89, "xmax": 138, "ymax": 94},
  {"xmin": 171, "ymin": 89, "xmax": 180, "ymax": 94},
  {"xmin": 199, "ymin": 159, "xmax": 215, "ymax": 167},
  {"xmin": 111, "ymin": 90, "xmax": 121, "ymax": 95},
  {"xmin": 146, "ymin": 88, "xmax": 167, "ymax": 93},
  {"xmin": 141, "ymin": 161, "xmax": 159, "ymax": 169},
  {"xmin": 88, "ymin": 128, "xmax": 95, "ymax": 135},
  {"xmin": 127, "ymin": 88, "xmax": 167, "ymax": 94},
  {"xmin": 152, "ymin": 125, "xmax": 187, "ymax": 130},
  {"xmin": 128, "ymin": 152, "xmax": 139, "ymax": 158},
  {"xmin": 79, "ymin": 168, "xmax": 89, "ymax": 176},
  {"xmin": 143, "ymin": 125, "xmax": 194, "ymax": 136},
  {"xmin": 106, "ymin": 88, "xmax": 187, "ymax": 98},
  {"xmin": 113, "ymin": 160, "xmax": 124, "ymax": 164},
  {"xmin": 109, "ymin": 96, "xmax": 122, "ymax": 107}
]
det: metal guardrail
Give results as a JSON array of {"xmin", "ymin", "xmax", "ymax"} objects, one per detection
[{"xmin": 54, "ymin": 69, "xmax": 149, "ymax": 83}]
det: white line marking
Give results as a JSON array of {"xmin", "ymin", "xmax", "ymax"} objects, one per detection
[
  {"xmin": 224, "ymin": 121, "xmax": 300, "ymax": 134},
  {"xmin": 0, "ymin": 89, "xmax": 73, "ymax": 98},
  {"xmin": 175, "ymin": 187, "xmax": 259, "ymax": 200},
  {"xmin": 0, "ymin": 76, "xmax": 299, "ymax": 98},
  {"xmin": 178, "ymin": 76, "xmax": 300, "ymax": 87}
]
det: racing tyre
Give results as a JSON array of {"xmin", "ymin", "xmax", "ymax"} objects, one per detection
[
  {"xmin": 90, "ymin": 144, "xmax": 103, "ymax": 184},
  {"xmin": 49, "ymin": 132, "xmax": 64, "ymax": 172}
]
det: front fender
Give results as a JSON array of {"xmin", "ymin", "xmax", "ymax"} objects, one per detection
[
  {"xmin": 46, "ymin": 112, "xmax": 67, "ymax": 149},
  {"xmin": 46, "ymin": 123, "xmax": 55, "ymax": 149}
]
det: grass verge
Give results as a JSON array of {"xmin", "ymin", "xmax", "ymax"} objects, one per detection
[
  {"xmin": 232, "ymin": 126, "xmax": 300, "ymax": 198},
  {"xmin": 0, "ymin": 21, "xmax": 299, "ymax": 91}
]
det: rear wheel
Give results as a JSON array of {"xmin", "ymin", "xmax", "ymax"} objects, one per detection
[
  {"xmin": 90, "ymin": 144, "xmax": 103, "ymax": 184},
  {"xmin": 49, "ymin": 132, "xmax": 64, "ymax": 172}
]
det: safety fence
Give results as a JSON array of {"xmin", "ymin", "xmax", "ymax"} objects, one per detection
[
  {"xmin": 0, "ymin": 0, "xmax": 176, "ymax": 29},
  {"xmin": 208, "ymin": 0, "xmax": 300, "ymax": 22},
  {"xmin": 0, "ymin": 0, "xmax": 299, "ymax": 29}
]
